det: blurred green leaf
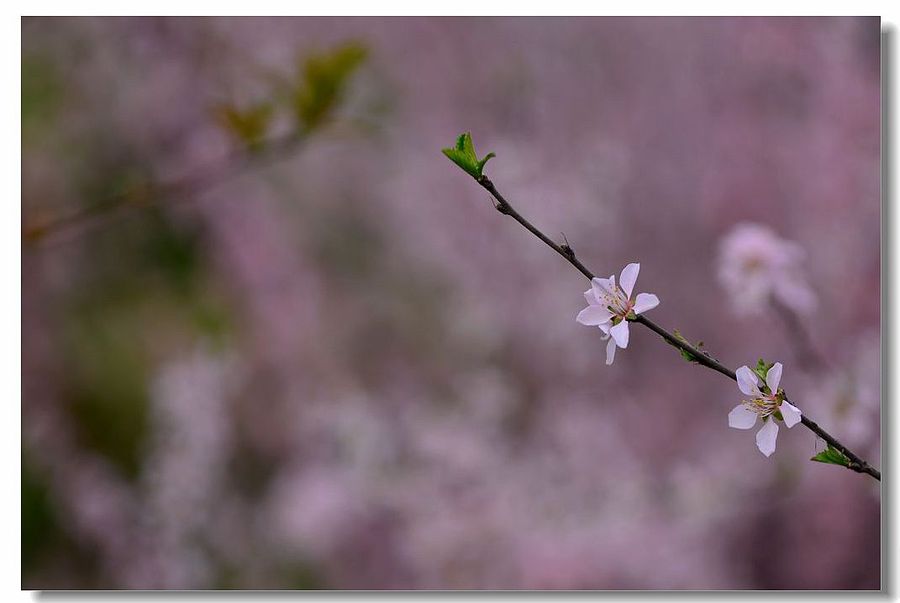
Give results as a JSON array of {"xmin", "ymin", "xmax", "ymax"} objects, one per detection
[
  {"xmin": 22, "ymin": 453, "xmax": 102, "ymax": 587},
  {"xmin": 215, "ymin": 101, "xmax": 275, "ymax": 149},
  {"xmin": 139, "ymin": 208, "xmax": 203, "ymax": 296},
  {"xmin": 59, "ymin": 205, "xmax": 237, "ymax": 480},
  {"xmin": 65, "ymin": 310, "xmax": 151, "ymax": 480},
  {"xmin": 22, "ymin": 456, "xmax": 59, "ymax": 573},
  {"xmin": 811, "ymin": 444, "xmax": 851, "ymax": 467},
  {"xmin": 292, "ymin": 42, "xmax": 368, "ymax": 132},
  {"xmin": 442, "ymin": 132, "xmax": 495, "ymax": 179},
  {"xmin": 22, "ymin": 54, "xmax": 62, "ymax": 140}
]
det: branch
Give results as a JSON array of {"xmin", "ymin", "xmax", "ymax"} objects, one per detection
[
  {"xmin": 477, "ymin": 175, "xmax": 880, "ymax": 482},
  {"xmin": 24, "ymin": 41, "xmax": 370, "ymax": 246},
  {"xmin": 23, "ymin": 132, "xmax": 308, "ymax": 246}
]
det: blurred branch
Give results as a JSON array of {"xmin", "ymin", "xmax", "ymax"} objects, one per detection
[
  {"xmin": 770, "ymin": 297, "xmax": 829, "ymax": 371},
  {"xmin": 475, "ymin": 175, "xmax": 880, "ymax": 482},
  {"xmin": 23, "ymin": 131, "xmax": 308, "ymax": 246},
  {"xmin": 23, "ymin": 41, "xmax": 370, "ymax": 247}
]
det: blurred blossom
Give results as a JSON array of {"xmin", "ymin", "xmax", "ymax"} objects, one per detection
[
  {"xmin": 141, "ymin": 346, "xmax": 238, "ymax": 588},
  {"xmin": 266, "ymin": 466, "xmax": 366, "ymax": 560},
  {"xmin": 717, "ymin": 223, "xmax": 817, "ymax": 316},
  {"xmin": 801, "ymin": 331, "xmax": 880, "ymax": 457}
]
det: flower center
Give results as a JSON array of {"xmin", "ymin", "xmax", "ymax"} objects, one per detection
[
  {"xmin": 742, "ymin": 255, "xmax": 767, "ymax": 273},
  {"xmin": 599, "ymin": 287, "xmax": 633, "ymax": 318},
  {"xmin": 743, "ymin": 394, "xmax": 780, "ymax": 418}
]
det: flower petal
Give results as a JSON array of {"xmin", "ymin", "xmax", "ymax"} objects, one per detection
[
  {"xmin": 780, "ymin": 400, "xmax": 802, "ymax": 428},
  {"xmin": 728, "ymin": 404, "xmax": 757, "ymax": 430},
  {"xmin": 576, "ymin": 305, "xmax": 613, "ymax": 326},
  {"xmin": 619, "ymin": 263, "xmax": 640, "ymax": 299},
  {"xmin": 735, "ymin": 366, "xmax": 761, "ymax": 397},
  {"xmin": 755, "ymin": 420, "xmax": 779, "ymax": 457},
  {"xmin": 605, "ymin": 337, "xmax": 617, "ymax": 365},
  {"xmin": 591, "ymin": 276, "xmax": 615, "ymax": 300},
  {"xmin": 610, "ymin": 320, "xmax": 630, "ymax": 348},
  {"xmin": 766, "ymin": 362, "xmax": 783, "ymax": 393},
  {"xmin": 632, "ymin": 293, "xmax": 660, "ymax": 315},
  {"xmin": 584, "ymin": 289, "xmax": 598, "ymax": 306}
]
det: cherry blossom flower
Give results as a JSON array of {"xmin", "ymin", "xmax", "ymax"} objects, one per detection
[
  {"xmin": 728, "ymin": 362, "xmax": 802, "ymax": 457},
  {"xmin": 717, "ymin": 223, "xmax": 816, "ymax": 316},
  {"xmin": 576, "ymin": 263, "xmax": 660, "ymax": 365}
]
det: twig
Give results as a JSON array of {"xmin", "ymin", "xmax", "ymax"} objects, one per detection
[{"xmin": 476, "ymin": 175, "xmax": 880, "ymax": 481}]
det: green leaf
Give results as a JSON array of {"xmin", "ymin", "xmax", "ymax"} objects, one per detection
[
  {"xmin": 441, "ymin": 132, "xmax": 496, "ymax": 179},
  {"xmin": 22, "ymin": 54, "xmax": 63, "ymax": 142},
  {"xmin": 754, "ymin": 358, "xmax": 774, "ymax": 382},
  {"xmin": 477, "ymin": 152, "xmax": 496, "ymax": 175},
  {"xmin": 292, "ymin": 42, "xmax": 368, "ymax": 132},
  {"xmin": 459, "ymin": 131, "xmax": 475, "ymax": 156},
  {"xmin": 215, "ymin": 102, "xmax": 274, "ymax": 149},
  {"xmin": 441, "ymin": 148, "xmax": 473, "ymax": 176},
  {"xmin": 810, "ymin": 444, "xmax": 851, "ymax": 467}
]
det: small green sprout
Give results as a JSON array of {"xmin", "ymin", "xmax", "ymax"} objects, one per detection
[
  {"xmin": 811, "ymin": 444, "xmax": 852, "ymax": 468},
  {"xmin": 442, "ymin": 132, "xmax": 496, "ymax": 179}
]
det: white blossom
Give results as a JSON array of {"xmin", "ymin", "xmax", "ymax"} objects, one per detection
[
  {"xmin": 576, "ymin": 263, "xmax": 659, "ymax": 365},
  {"xmin": 728, "ymin": 362, "xmax": 802, "ymax": 457}
]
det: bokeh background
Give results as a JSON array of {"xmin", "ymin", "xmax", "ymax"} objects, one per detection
[{"xmin": 21, "ymin": 17, "xmax": 881, "ymax": 589}]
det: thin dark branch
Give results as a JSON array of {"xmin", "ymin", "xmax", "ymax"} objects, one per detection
[
  {"xmin": 475, "ymin": 175, "xmax": 880, "ymax": 482},
  {"xmin": 479, "ymin": 177, "xmax": 595, "ymax": 280}
]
